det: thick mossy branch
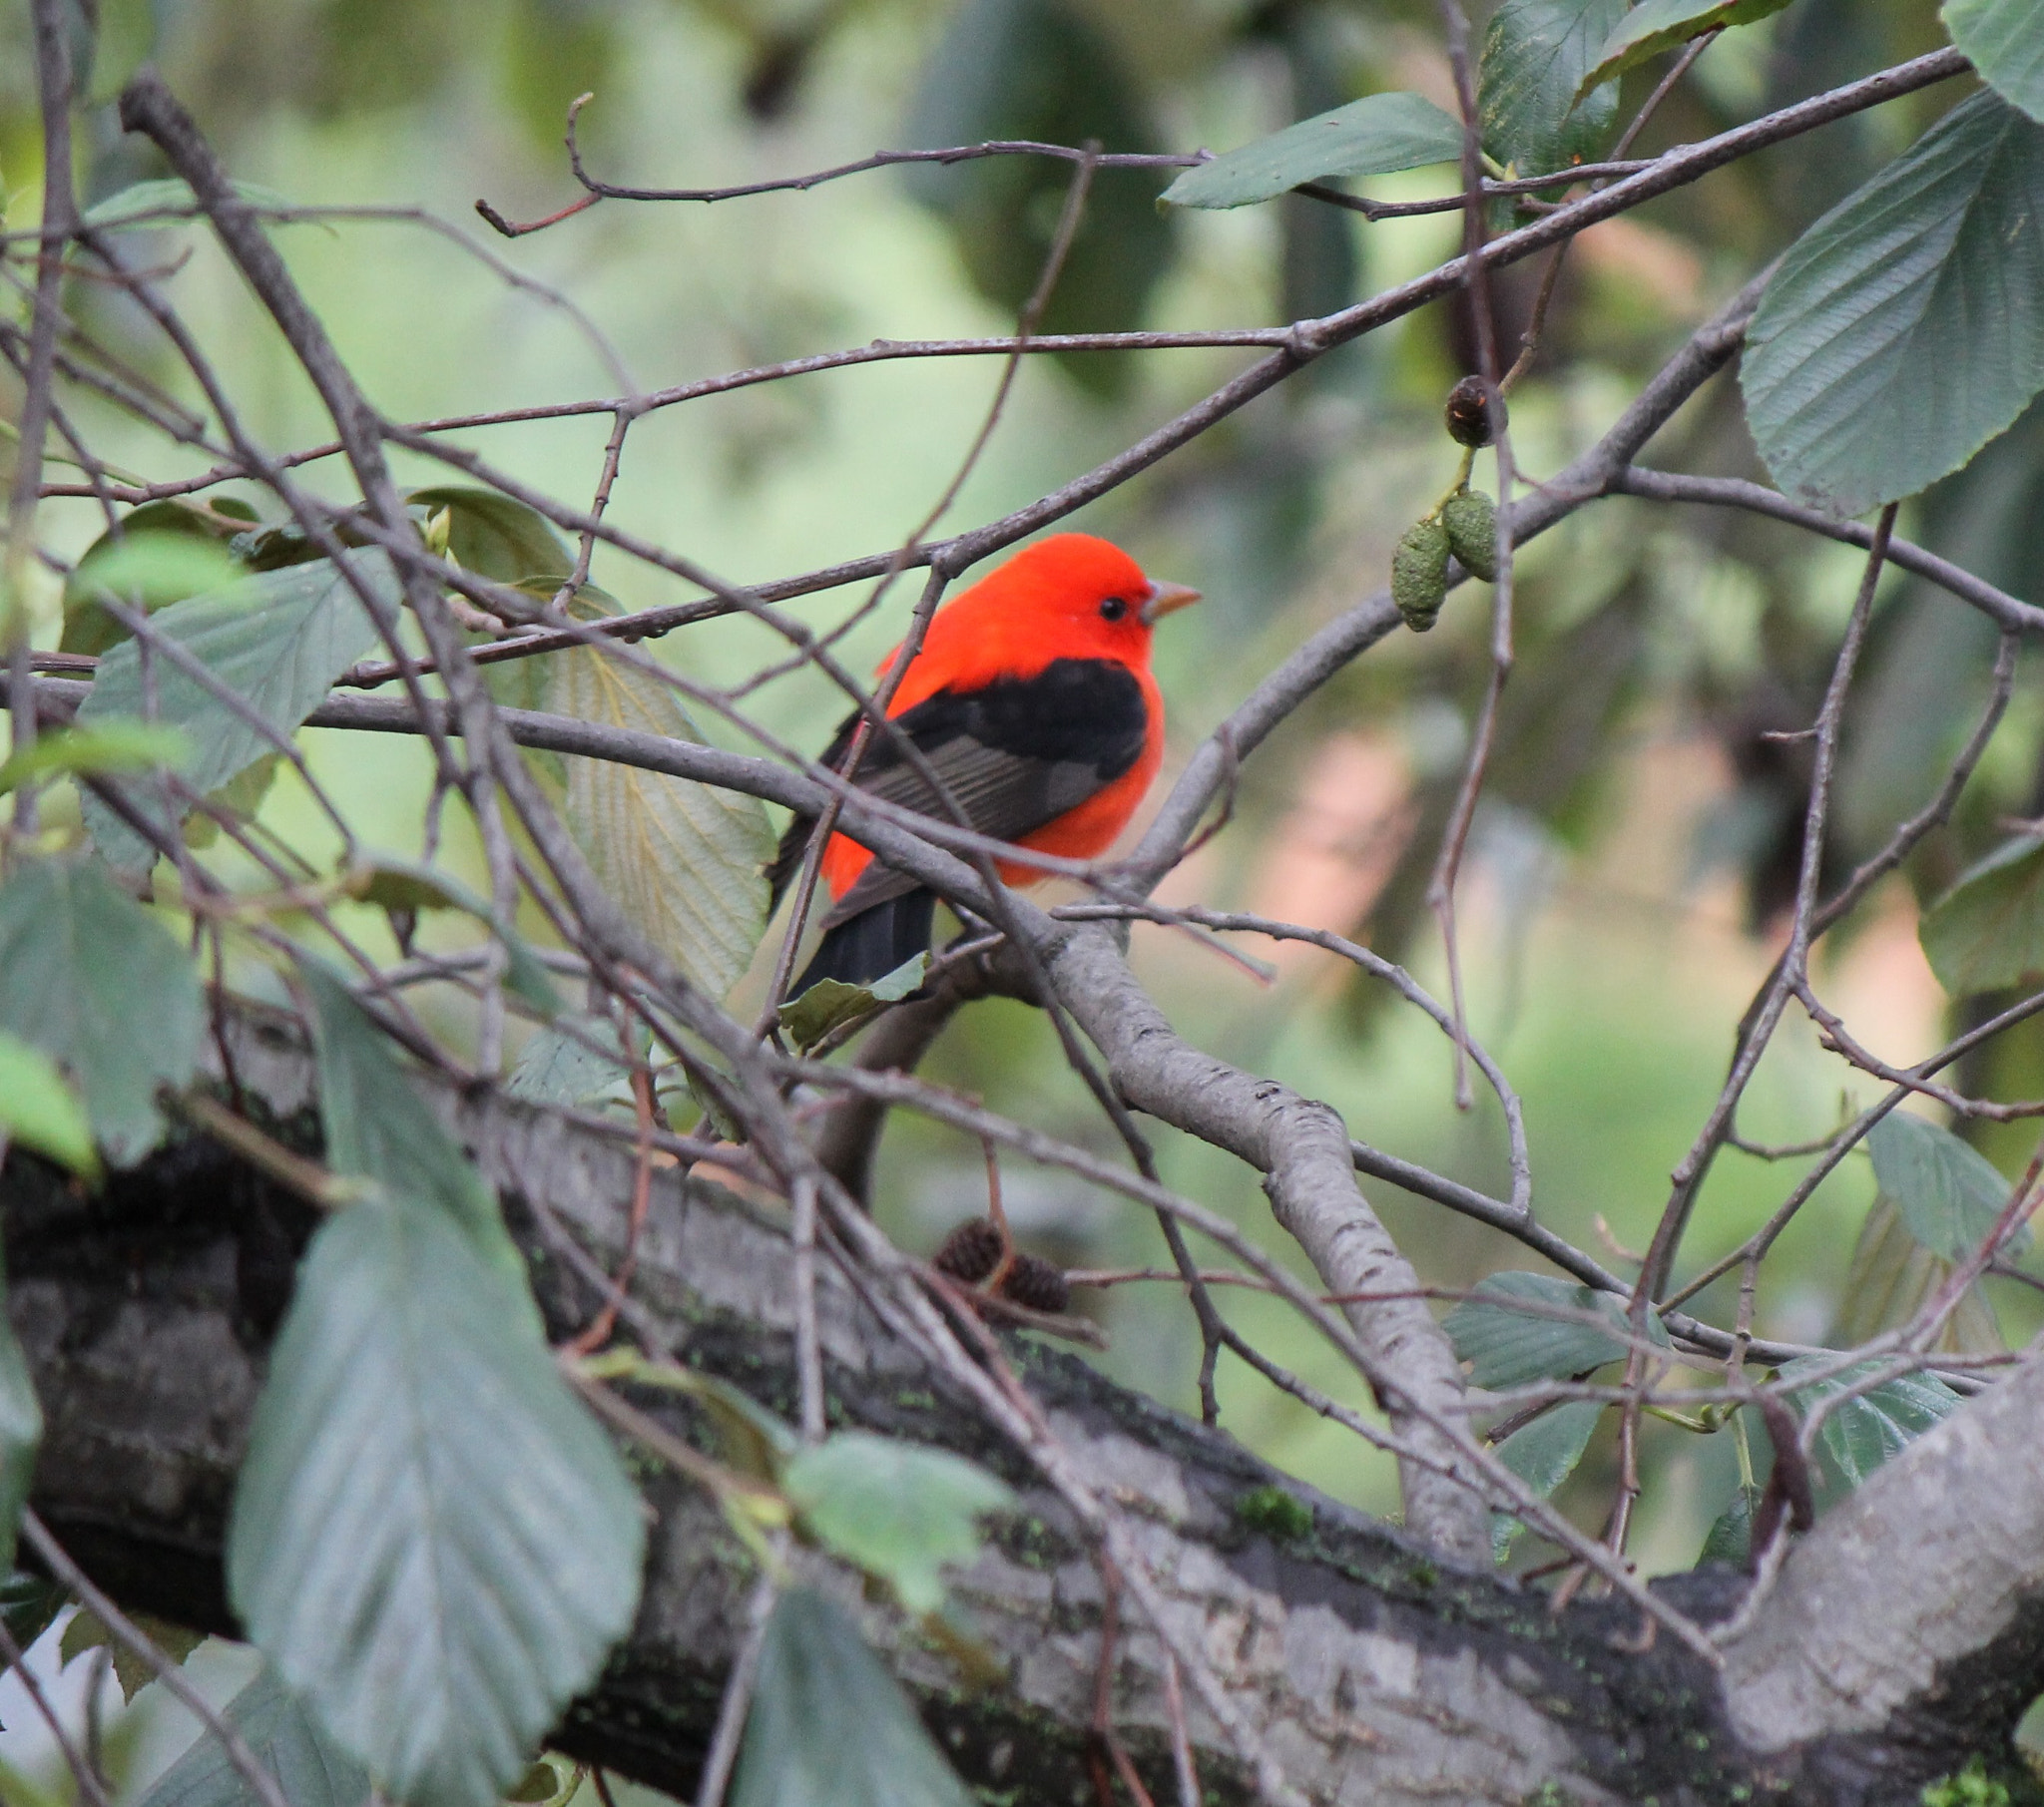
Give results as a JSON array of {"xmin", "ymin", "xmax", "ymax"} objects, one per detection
[{"xmin": 3, "ymin": 1002, "xmax": 2040, "ymax": 1805}]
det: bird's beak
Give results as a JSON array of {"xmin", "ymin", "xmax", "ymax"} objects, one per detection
[{"xmin": 1140, "ymin": 579, "xmax": 1201, "ymax": 625}]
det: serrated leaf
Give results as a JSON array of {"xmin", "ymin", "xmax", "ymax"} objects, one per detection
[
  {"xmin": 731, "ymin": 1588, "xmax": 973, "ymax": 1807},
  {"xmin": 1161, "ymin": 91, "xmax": 1463, "ymax": 210},
  {"xmin": 1479, "ymin": 0, "xmax": 1630, "ymax": 180},
  {"xmin": 1743, "ymin": 91, "xmax": 2044, "ymax": 518},
  {"xmin": 1945, "ymin": 0, "xmax": 2044, "ymax": 127},
  {"xmin": 0, "ymin": 1275, "xmax": 40, "ymax": 1577},
  {"xmin": 1831, "ymin": 1194, "xmax": 2004, "ymax": 1353},
  {"xmin": 1489, "ymin": 1398, "xmax": 1602, "ymax": 1562},
  {"xmin": 776, "ymin": 953, "xmax": 929, "ymax": 1052},
  {"xmin": 77, "ymin": 552, "xmax": 397, "ymax": 871},
  {"xmin": 0, "ymin": 720, "xmax": 193, "ymax": 797},
  {"xmin": 81, "ymin": 177, "xmax": 297, "ymax": 231},
  {"xmin": 547, "ymin": 643, "xmax": 772, "ymax": 1001},
  {"xmin": 62, "ymin": 498, "xmax": 254, "ymax": 658},
  {"xmin": 406, "ymin": 487, "xmax": 574, "ymax": 585},
  {"xmin": 0, "ymin": 1030, "xmax": 100, "ymax": 1179},
  {"xmin": 58, "ymin": 1607, "xmax": 204, "ymax": 1704},
  {"xmin": 0, "ymin": 856, "xmax": 202, "ymax": 1164},
  {"xmin": 227, "ymin": 1191, "xmax": 646, "ymax": 1807},
  {"xmin": 1445, "ymin": 1271, "xmax": 1667, "ymax": 1389},
  {"xmin": 785, "ymin": 1432, "xmax": 1014, "ymax": 1615},
  {"xmin": 1779, "ymin": 1357, "xmax": 1959, "ymax": 1510},
  {"xmin": 296, "ymin": 961, "xmax": 522, "ymax": 1282},
  {"xmin": 1575, "ymin": 0, "xmax": 1793, "ymax": 104},
  {"xmin": 1865, "ymin": 1110, "xmax": 2028, "ymax": 1261},
  {"xmin": 1920, "ymin": 831, "xmax": 2044, "ymax": 997},
  {"xmin": 133, "ymin": 1666, "xmax": 370, "ymax": 1807}
]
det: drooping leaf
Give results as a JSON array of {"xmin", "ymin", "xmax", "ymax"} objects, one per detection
[
  {"xmin": 1945, "ymin": 0, "xmax": 2044, "ymax": 127},
  {"xmin": 0, "ymin": 1031, "xmax": 100, "ymax": 1179},
  {"xmin": 1831, "ymin": 1195, "xmax": 2004, "ymax": 1353},
  {"xmin": 132, "ymin": 1666, "xmax": 370, "ymax": 1807},
  {"xmin": 77, "ymin": 552, "xmax": 397, "ymax": 870},
  {"xmin": 1161, "ymin": 92, "xmax": 1464, "ymax": 210},
  {"xmin": 547, "ymin": 641, "xmax": 772, "ymax": 1002},
  {"xmin": 1743, "ymin": 92, "xmax": 2044, "ymax": 517},
  {"xmin": 1920, "ymin": 831, "xmax": 2044, "ymax": 997},
  {"xmin": 1478, "ymin": 0, "xmax": 1631, "ymax": 180},
  {"xmin": 1575, "ymin": 0, "xmax": 1793, "ymax": 103},
  {"xmin": 1444, "ymin": 1271, "xmax": 1666, "ymax": 1388},
  {"xmin": 1779, "ymin": 1358, "xmax": 1960, "ymax": 1511},
  {"xmin": 0, "ymin": 720, "xmax": 193, "ymax": 798},
  {"xmin": 902, "ymin": 0, "xmax": 1174, "ymax": 394},
  {"xmin": 407, "ymin": 487, "xmax": 574, "ymax": 584},
  {"xmin": 730, "ymin": 1588, "xmax": 974, "ymax": 1807},
  {"xmin": 1865, "ymin": 1110, "xmax": 2028, "ymax": 1262},
  {"xmin": 1488, "ymin": 1398, "xmax": 1603, "ymax": 1562},
  {"xmin": 227, "ymin": 1194, "xmax": 646, "ymax": 1807},
  {"xmin": 62, "ymin": 498, "xmax": 253, "ymax": 657},
  {"xmin": 0, "ymin": 1572, "xmax": 67, "ymax": 1655},
  {"xmin": 776, "ymin": 953, "xmax": 929, "ymax": 1053},
  {"xmin": 296, "ymin": 961, "xmax": 520, "ymax": 1279},
  {"xmin": 1699, "ymin": 1479, "xmax": 1764, "ymax": 1567},
  {"xmin": 0, "ymin": 856, "xmax": 202, "ymax": 1164},
  {"xmin": 80, "ymin": 177, "xmax": 297, "ymax": 232},
  {"xmin": 0, "ymin": 1268, "xmax": 41, "ymax": 1576},
  {"xmin": 784, "ymin": 1432, "xmax": 1015, "ymax": 1615}
]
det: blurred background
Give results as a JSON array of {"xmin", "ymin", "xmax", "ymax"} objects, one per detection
[{"xmin": 3, "ymin": 0, "xmax": 2037, "ymax": 1795}]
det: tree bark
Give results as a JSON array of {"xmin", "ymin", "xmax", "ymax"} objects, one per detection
[{"xmin": 5, "ymin": 1002, "xmax": 2042, "ymax": 1806}]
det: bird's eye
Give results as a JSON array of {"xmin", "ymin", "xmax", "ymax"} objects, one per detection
[{"xmin": 1099, "ymin": 596, "xmax": 1128, "ymax": 623}]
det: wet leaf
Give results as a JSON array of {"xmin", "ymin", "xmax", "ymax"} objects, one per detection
[{"xmin": 1161, "ymin": 91, "xmax": 1463, "ymax": 210}]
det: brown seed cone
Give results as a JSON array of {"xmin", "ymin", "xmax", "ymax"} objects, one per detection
[
  {"xmin": 1444, "ymin": 373, "xmax": 1503, "ymax": 448},
  {"xmin": 997, "ymin": 1252, "xmax": 1071, "ymax": 1315},
  {"xmin": 933, "ymin": 1216, "xmax": 1003, "ymax": 1284}
]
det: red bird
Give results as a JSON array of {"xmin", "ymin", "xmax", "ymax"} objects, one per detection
[{"xmin": 769, "ymin": 533, "xmax": 1199, "ymax": 993}]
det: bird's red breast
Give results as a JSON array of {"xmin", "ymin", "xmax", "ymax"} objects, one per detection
[{"xmin": 814, "ymin": 533, "xmax": 1193, "ymax": 900}]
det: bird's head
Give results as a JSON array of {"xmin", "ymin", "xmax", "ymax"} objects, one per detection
[{"xmin": 970, "ymin": 532, "xmax": 1200, "ymax": 665}]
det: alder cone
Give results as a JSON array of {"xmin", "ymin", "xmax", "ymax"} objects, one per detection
[
  {"xmin": 1441, "ymin": 489, "xmax": 1499, "ymax": 581},
  {"xmin": 1392, "ymin": 518, "xmax": 1451, "ymax": 632},
  {"xmin": 998, "ymin": 1253, "xmax": 1071, "ymax": 1314},
  {"xmin": 1444, "ymin": 373, "xmax": 1502, "ymax": 447},
  {"xmin": 933, "ymin": 1217, "xmax": 1003, "ymax": 1284}
]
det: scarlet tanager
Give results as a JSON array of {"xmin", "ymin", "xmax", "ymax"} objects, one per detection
[{"xmin": 769, "ymin": 533, "xmax": 1200, "ymax": 993}]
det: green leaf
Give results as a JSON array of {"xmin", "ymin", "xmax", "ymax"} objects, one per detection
[
  {"xmin": 0, "ymin": 1273, "xmax": 41, "ymax": 1577},
  {"xmin": 1920, "ymin": 831, "xmax": 2044, "ymax": 997},
  {"xmin": 0, "ymin": 856, "xmax": 202, "ymax": 1164},
  {"xmin": 0, "ymin": 1030, "xmax": 100, "ymax": 1179},
  {"xmin": 1743, "ymin": 91, "xmax": 2044, "ymax": 518},
  {"xmin": 58, "ymin": 1606, "xmax": 204, "ymax": 1703},
  {"xmin": 0, "ymin": 720, "xmax": 193, "ymax": 798},
  {"xmin": 785, "ymin": 1432, "xmax": 1015, "ymax": 1615},
  {"xmin": 62, "ymin": 499, "xmax": 254, "ymax": 657},
  {"xmin": 1489, "ymin": 1398, "xmax": 1602, "ymax": 1562},
  {"xmin": 1945, "ymin": 0, "xmax": 2044, "ymax": 127},
  {"xmin": 505, "ymin": 1014, "xmax": 636, "ymax": 1108},
  {"xmin": 1779, "ymin": 1358, "xmax": 1960, "ymax": 1510},
  {"xmin": 133, "ymin": 1667, "xmax": 370, "ymax": 1807},
  {"xmin": 81, "ymin": 177, "xmax": 298, "ymax": 231},
  {"xmin": 1160, "ymin": 92, "xmax": 1464, "ymax": 210},
  {"xmin": 1831, "ymin": 1195, "xmax": 2004, "ymax": 1354},
  {"xmin": 226, "ymin": 1193, "xmax": 645, "ymax": 1807},
  {"xmin": 776, "ymin": 953, "xmax": 929, "ymax": 1053},
  {"xmin": 1699, "ymin": 1480, "xmax": 1764, "ymax": 1567},
  {"xmin": 296, "ymin": 961, "xmax": 522, "ymax": 1279},
  {"xmin": 1575, "ymin": 0, "xmax": 1793, "ymax": 104},
  {"xmin": 730, "ymin": 1588, "xmax": 973, "ymax": 1807},
  {"xmin": 547, "ymin": 640, "xmax": 772, "ymax": 1002},
  {"xmin": 407, "ymin": 487, "xmax": 574, "ymax": 585},
  {"xmin": 337, "ymin": 859, "xmax": 563, "ymax": 1020},
  {"xmin": 1865, "ymin": 1110, "xmax": 2028, "ymax": 1262},
  {"xmin": 77, "ymin": 552, "xmax": 397, "ymax": 871},
  {"xmin": 0, "ymin": 1572, "xmax": 67, "ymax": 1655},
  {"xmin": 1479, "ymin": 0, "xmax": 1630, "ymax": 180},
  {"xmin": 1444, "ymin": 1271, "xmax": 1666, "ymax": 1388}
]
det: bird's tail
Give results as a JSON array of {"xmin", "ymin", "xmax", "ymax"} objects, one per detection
[{"xmin": 790, "ymin": 889, "xmax": 936, "ymax": 995}]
